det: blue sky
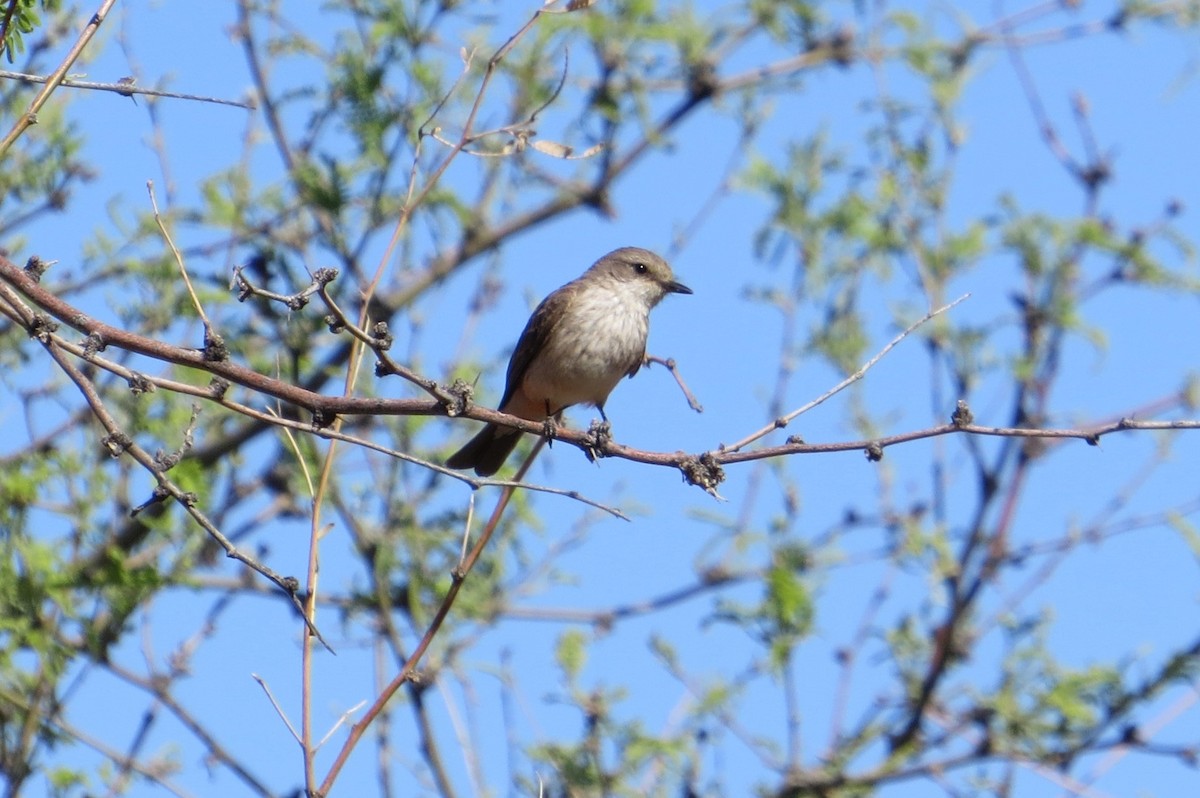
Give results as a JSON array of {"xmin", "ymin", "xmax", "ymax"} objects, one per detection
[{"xmin": 8, "ymin": 1, "xmax": 1200, "ymax": 796}]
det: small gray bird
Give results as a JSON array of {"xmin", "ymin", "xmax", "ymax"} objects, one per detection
[{"xmin": 446, "ymin": 246, "xmax": 692, "ymax": 476}]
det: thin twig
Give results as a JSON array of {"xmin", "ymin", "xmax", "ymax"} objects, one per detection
[
  {"xmin": 645, "ymin": 354, "xmax": 703, "ymax": 413},
  {"xmin": 0, "ymin": 69, "xmax": 255, "ymax": 108},
  {"xmin": 252, "ymin": 673, "xmax": 301, "ymax": 744},
  {"xmin": 148, "ymin": 181, "xmax": 210, "ymax": 329},
  {"xmin": 721, "ymin": 294, "xmax": 970, "ymax": 453}
]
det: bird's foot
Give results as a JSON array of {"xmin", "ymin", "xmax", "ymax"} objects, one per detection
[
  {"xmin": 583, "ymin": 419, "xmax": 613, "ymax": 464},
  {"xmin": 540, "ymin": 416, "xmax": 560, "ymax": 447}
]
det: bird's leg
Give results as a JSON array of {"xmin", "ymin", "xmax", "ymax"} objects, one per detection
[
  {"xmin": 594, "ymin": 403, "xmax": 612, "ymax": 440},
  {"xmin": 541, "ymin": 403, "xmax": 562, "ymax": 444}
]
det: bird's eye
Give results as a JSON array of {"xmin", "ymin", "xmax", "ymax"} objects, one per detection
[{"xmin": 631, "ymin": 262, "xmax": 648, "ymax": 274}]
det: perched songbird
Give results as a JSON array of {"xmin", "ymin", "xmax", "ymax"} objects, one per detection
[{"xmin": 446, "ymin": 246, "xmax": 692, "ymax": 476}]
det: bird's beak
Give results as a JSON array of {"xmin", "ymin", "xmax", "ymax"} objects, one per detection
[{"xmin": 665, "ymin": 279, "xmax": 693, "ymax": 295}]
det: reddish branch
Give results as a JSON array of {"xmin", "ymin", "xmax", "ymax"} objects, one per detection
[{"xmin": 5, "ymin": 254, "xmax": 1200, "ymax": 497}]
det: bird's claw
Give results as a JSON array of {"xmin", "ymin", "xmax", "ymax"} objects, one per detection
[{"xmin": 541, "ymin": 416, "xmax": 559, "ymax": 447}]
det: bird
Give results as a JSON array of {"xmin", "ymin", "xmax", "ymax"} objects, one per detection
[{"xmin": 446, "ymin": 246, "xmax": 692, "ymax": 476}]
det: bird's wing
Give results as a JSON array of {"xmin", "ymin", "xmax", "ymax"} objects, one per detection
[
  {"xmin": 497, "ymin": 285, "xmax": 571, "ymax": 411},
  {"xmin": 625, "ymin": 345, "xmax": 645, "ymax": 379}
]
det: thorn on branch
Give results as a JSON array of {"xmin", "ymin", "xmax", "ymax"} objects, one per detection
[{"xmin": 865, "ymin": 442, "xmax": 884, "ymax": 462}]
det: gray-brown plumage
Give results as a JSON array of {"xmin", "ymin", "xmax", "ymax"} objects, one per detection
[{"xmin": 446, "ymin": 247, "xmax": 691, "ymax": 476}]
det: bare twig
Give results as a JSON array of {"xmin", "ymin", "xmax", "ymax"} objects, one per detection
[
  {"xmin": 148, "ymin": 180, "xmax": 211, "ymax": 329},
  {"xmin": 0, "ymin": 68, "xmax": 255, "ymax": 108},
  {"xmin": 252, "ymin": 673, "xmax": 301, "ymax": 744},
  {"xmin": 722, "ymin": 294, "xmax": 970, "ymax": 453},
  {"xmin": 645, "ymin": 354, "xmax": 703, "ymax": 413}
]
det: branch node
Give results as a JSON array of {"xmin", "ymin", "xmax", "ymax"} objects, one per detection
[
  {"xmin": 951, "ymin": 399, "xmax": 974, "ymax": 427},
  {"xmin": 127, "ymin": 372, "xmax": 155, "ymax": 395},
  {"xmin": 865, "ymin": 442, "xmax": 884, "ymax": 462},
  {"xmin": 155, "ymin": 449, "xmax": 182, "ymax": 471},
  {"xmin": 29, "ymin": 312, "xmax": 59, "ymax": 342},
  {"xmin": 370, "ymin": 321, "xmax": 394, "ymax": 350},
  {"xmin": 202, "ymin": 326, "xmax": 229, "ymax": 362},
  {"xmin": 440, "ymin": 379, "xmax": 474, "ymax": 418},
  {"xmin": 130, "ymin": 486, "xmax": 169, "ymax": 517},
  {"xmin": 24, "ymin": 255, "xmax": 54, "ymax": 281},
  {"xmin": 209, "ymin": 377, "xmax": 230, "ymax": 399},
  {"xmin": 680, "ymin": 452, "xmax": 726, "ymax": 495},
  {"xmin": 83, "ymin": 331, "xmax": 106, "ymax": 357},
  {"xmin": 583, "ymin": 419, "xmax": 612, "ymax": 462},
  {"xmin": 312, "ymin": 267, "xmax": 339, "ymax": 287},
  {"xmin": 101, "ymin": 432, "xmax": 132, "ymax": 457}
]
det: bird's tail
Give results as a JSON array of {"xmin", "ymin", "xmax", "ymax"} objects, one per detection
[{"xmin": 445, "ymin": 424, "xmax": 523, "ymax": 477}]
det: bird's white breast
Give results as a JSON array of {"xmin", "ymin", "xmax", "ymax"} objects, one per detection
[{"xmin": 521, "ymin": 277, "xmax": 650, "ymax": 411}]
